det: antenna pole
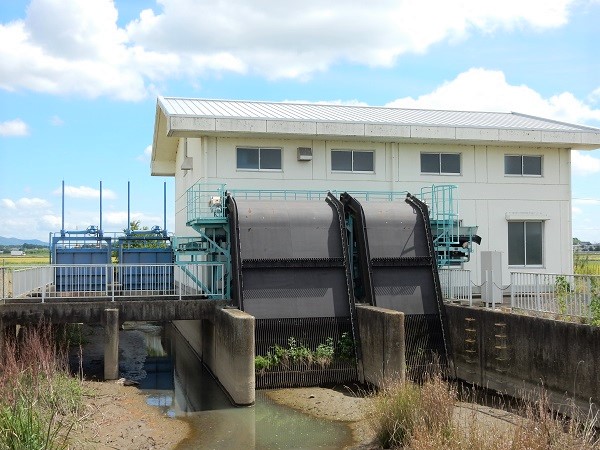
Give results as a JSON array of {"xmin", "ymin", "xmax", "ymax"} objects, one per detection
[{"xmin": 127, "ymin": 181, "xmax": 131, "ymax": 234}]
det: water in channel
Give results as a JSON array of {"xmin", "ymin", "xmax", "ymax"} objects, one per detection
[{"xmin": 124, "ymin": 322, "xmax": 355, "ymax": 449}]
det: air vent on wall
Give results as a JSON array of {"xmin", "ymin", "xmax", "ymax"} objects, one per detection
[{"xmin": 297, "ymin": 147, "xmax": 313, "ymax": 161}]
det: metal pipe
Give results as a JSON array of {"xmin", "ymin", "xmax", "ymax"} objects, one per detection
[
  {"xmin": 163, "ymin": 181, "xmax": 167, "ymax": 234},
  {"xmin": 61, "ymin": 180, "xmax": 65, "ymax": 234},
  {"xmin": 127, "ymin": 181, "xmax": 131, "ymax": 234},
  {"xmin": 99, "ymin": 180, "xmax": 103, "ymax": 234}
]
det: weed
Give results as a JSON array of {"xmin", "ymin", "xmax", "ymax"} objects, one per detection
[
  {"xmin": 0, "ymin": 323, "xmax": 84, "ymax": 449},
  {"xmin": 255, "ymin": 333, "xmax": 355, "ymax": 373},
  {"xmin": 336, "ymin": 332, "xmax": 355, "ymax": 362},
  {"xmin": 254, "ymin": 355, "xmax": 271, "ymax": 375},
  {"xmin": 314, "ymin": 337, "xmax": 335, "ymax": 368},
  {"xmin": 368, "ymin": 375, "xmax": 600, "ymax": 450},
  {"xmin": 554, "ymin": 276, "xmax": 571, "ymax": 317}
]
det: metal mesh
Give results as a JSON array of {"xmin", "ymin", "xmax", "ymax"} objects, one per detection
[
  {"xmin": 255, "ymin": 317, "xmax": 358, "ymax": 389},
  {"xmin": 404, "ymin": 314, "xmax": 448, "ymax": 380}
]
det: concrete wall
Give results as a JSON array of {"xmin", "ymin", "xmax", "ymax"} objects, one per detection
[
  {"xmin": 445, "ymin": 304, "xmax": 600, "ymax": 408},
  {"xmin": 0, "ymin": 299, "xmax": 227, "ymax": 325},
  {"xmin": 174, "ymin": 307, "xmax": 255, "ymax": 406},
  {"xmin": 356, "ymin": 304, "xmax": 405, "ymax": 386},
  {"xmin": 174, "ymin": 135, "xmax": 572, "ymax": 286}
]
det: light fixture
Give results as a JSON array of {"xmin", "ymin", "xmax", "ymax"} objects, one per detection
[{"xmin": 181, "ymin": 138, "xmax": 193, "ymax": 170}]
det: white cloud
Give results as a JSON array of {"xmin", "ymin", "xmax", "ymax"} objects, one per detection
[
  {"xmin": 573, "ymin": 198, "xmax": 600, "ymax": 205},
  {"xmin": 15, "ymin": 197, "xmax": 51, "ymax": 208},
  {"xmin": 50, "ymin": 115, "xmax": 64, "ymax": 126},
  {"xmin": 0, "ymin": 0, "xmax": 580, "ymax": 99},
  {"xmin": 52, "ymin": 185, "xmax": 117, "ymax": 200},
  {"xmin": 1, "ymin": 199, "xmax": 17, "ymax": 209},
  {"xmin": 103, "ymin": 210, "xmax": 162, "ymax": 228},
  {"xmin": 0, "ymin": 0, "xmax": 148, "ymax": 100},
  {"xmin": 136, "ymin": 145, "xmax": 152, "ymax": 163},
  {"xmin": 0, "ymin": 119, "xmax": 29, "ymax": 136},
  {"xmin": 0, "ymin": 196, "xmax": 55, "ymax": 240},
  {"xmin": 572, "ymin": 151, "xmax": 600, "ymax": 176},
  {"xmin": 386, "ymin": 68, "xmax": 600, "ymax": 126}
]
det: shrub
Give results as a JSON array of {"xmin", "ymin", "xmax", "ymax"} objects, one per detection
[
  {"xmin": 0, "ymin": 324, "xmax": 84, "ymax": 449},
  {"xmin": 314, "ymin": 337, "xmax": 335, "ymax": 368},
  {"xmin": 254, "ymin": 355, "xmax": 271, "ymax": 374}
]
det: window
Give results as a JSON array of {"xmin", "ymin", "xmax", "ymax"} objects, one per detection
[
  {"xmin": 508, "ymin": 221, "xmax": 543, "ymax": 266},
  {"xmin": 331, "ymin": 150, "xmax": 374, "ymax": 172},
  {"xmin": 237, "ymin": 147, "xmax": 282, "ymax": 170},
  {"xmin": 504, "ymin": 155, "xmax": 542, "ymax": 176},
  {"xmin": 420, "ymin": 153, "xmax": 461, "ymax": 175}
]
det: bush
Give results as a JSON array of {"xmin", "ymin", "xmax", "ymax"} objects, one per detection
[
  {"xmin": 368, "ymin": 376, "xmax": 600, "ymax": 450},
  {"xmin": 0, "ymin": 324, "xmax": 84, "ymax": 449}
]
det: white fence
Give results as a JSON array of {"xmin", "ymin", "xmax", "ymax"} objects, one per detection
[
  {"xmin": 510, "ymin": 272, "xmax": 600, "ymax": 318},
  {"xmin": 1, "ymin": 263, "xmax": 227, "ymax": 303},
  {"xmin": 439, "ymin": 268, "xmax": 472, "ymax": 305}
]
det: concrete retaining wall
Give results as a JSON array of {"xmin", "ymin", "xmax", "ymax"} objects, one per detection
[
  {"xmin": 356, "ymin": 304, "xmax": 405, "ymax": 386},
  {"xmin": 445, "ymin": 304, "xmax": 600, "ymax": 408},
  {"xmin": 0, "ymin": 299, "xmax": 228, "ymax": 325},
  {"xmin": 174, "ymin": 308, "xmax": 255, "ymax": 406}
]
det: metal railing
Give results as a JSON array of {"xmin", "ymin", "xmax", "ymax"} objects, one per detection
[
  {"xmin": 1, "ymin": 263, "xmax": 227, "ymax": 303},
  {"xmin": 510, "ymin": 272, "xmax": 600, "ymax": 318},
  {"xmin": 439, "ymin": 268, "xmax": 472, "ymax": 305}
]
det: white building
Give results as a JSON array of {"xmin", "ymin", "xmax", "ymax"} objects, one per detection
[{"xmin": 151, "ymin": 97, "xmax": 600, "ymax": 285}]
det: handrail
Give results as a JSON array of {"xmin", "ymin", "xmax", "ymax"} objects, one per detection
[{"xmin": 1, "ymin": 262, "xmax": 227, "ymax": 303}]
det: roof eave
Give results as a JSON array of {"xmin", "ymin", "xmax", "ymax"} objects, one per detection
[
  {"xmin": 151, "ymin": 101, "xmax": 177, "ymax": 176},
  {"xmin": 165, "ymin": 116, "xmax": 600, "ymax": 149}
]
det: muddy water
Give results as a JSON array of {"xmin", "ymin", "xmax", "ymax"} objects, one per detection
[{"xmin": 125, "ymin": 323, "xmax": 354, "ymax": 449}]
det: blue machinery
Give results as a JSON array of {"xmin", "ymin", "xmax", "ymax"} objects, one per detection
[
  {"xmin": 178, "ymin": 183, "xmax": 481, "ymax": 386},
  {"xmin": 49, "ymin": 181, "xmax": 173, "ymax": 292}
]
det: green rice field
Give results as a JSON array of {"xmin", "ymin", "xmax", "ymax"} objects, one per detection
[
  {"xmin": 574, "ymin": 252, "xmax": 600, "ymax": 275},
  {"xmin": 1, "ymin": 253, "xmax": 50, "ymax": 266}
]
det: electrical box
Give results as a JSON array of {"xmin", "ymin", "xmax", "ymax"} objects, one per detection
[
  {"xmin": 481, "ymin": 251, "xmax": 503, "ymax": 306},
  {"xmin": 297, "ymin": 147, "xmax": 313, "ymax": 161}
]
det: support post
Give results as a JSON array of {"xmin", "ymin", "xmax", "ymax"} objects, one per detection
[
  {"xmin": 104, "ymin": 308, "xmax": 119, "ymax": 380},
  {"xmin": 356, "ymin": 304, "xmax": 406, "ymax": 387}
]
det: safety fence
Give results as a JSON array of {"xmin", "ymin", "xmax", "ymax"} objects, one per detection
[
  {"xmin": 439, "ymin": 268, "xmax": 472, "ymax": 305},
  {"xmin": 0, "ymin": 263, "xmax": 227, "ymax": 303},
  {"xmin": 510, "ymin": 272, "xmax": 600, "ymax": 319}
]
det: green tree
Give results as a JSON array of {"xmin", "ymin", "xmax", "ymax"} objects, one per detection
[{"xmin": 120, "ymin": 221, "xmax": 169, "ymax": 249}]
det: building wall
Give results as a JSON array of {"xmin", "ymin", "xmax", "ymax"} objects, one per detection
[{"xmin": 173, "ymin": 136, "xmax": 572, "ymax": 284}]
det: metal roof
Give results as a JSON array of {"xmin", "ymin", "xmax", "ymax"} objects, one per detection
[
  {"xmin": 152, "ymin": 96, "xmax": 600, "ymax": 176},
  {"xmin": 158, "ymin": 97, "xmax": 599, "ymax": 132}
]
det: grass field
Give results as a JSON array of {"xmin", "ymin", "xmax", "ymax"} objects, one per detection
[
  {"xmin": 574, "ymin": 252, "xmax": 600, "ymax": 275},
  {"xmin": 1, "ymin": 254, "xmax": 50, "ymax": 266}
]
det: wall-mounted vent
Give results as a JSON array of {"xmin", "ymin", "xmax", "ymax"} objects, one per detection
[{"xmin": 297, "ymin": 147, "xmax": 313, "ymax": 161}]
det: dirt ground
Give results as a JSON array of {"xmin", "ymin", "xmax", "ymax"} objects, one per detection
[
  {"xmin": 69, "ymin": 324, "xmax": 517, "ymax": 449},
  {"xmin": 70, "ymin": 380, "xmax": 190, "ymax": 450},
  {"xmin": 71, "ymin": 381, "xmax": 376, "ymax": 450}
]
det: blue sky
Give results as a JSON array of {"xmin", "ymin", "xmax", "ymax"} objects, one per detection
[{"xmin": 1, "ymin": 0, "xmax": 599, "ymax": 242}]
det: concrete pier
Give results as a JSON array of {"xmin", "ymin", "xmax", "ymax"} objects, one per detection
[
  {"xmin": 174, "ymin": 307, "xmax": 256, "ymax": 406},
  {"xmin": 357, "ymin": 304, "xmax": 406, "ymax": 387},
  {"xmin": 104, "ymin": 308, "xmax": 120, "ymax": 380}
]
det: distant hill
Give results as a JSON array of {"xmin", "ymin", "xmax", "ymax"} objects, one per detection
[{"xmin": 0, "ymin": 236, "xmax": 48, "ymax": 247}]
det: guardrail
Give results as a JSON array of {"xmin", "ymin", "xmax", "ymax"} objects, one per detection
[
  {"xmin": 439, "ymin": 268, "xmax": 472, "ymax": 305},
  {"xmin": 510, "ymin": 272, "xmax": 600, "ymax": 319},
  {"xmin": 1, "ymin": 263, "xmax": 227, "ymax": 303}
]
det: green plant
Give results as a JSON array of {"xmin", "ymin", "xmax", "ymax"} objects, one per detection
[
  {"xmin": 336, "ymin": 332, "xmax": 355, "ymax": 362},
  {"xmin": 287, "ymin": 337, "xmax": 312, "ymax": 366},
  {"xmin": 254, "ymin": 355, "xmax": 271, "ymax": 374},
  {"xmin": 369, "ymin": 380, "xmax": 423, "ymax": 448},
  {"xmin": 555, "ymin": 276, "xmax": 571, "ymax": 317},
  {"xmin": 314, "ymin": 337, "xmax": 335, "ymax": 368},
  {"xmin": 589, "ymin": 277, "xmax": 600, "ymax": 326},
  {"xmin": 0, "ymin": 324, "xmax": 84, "ymax": 450}
]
